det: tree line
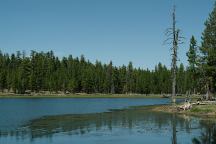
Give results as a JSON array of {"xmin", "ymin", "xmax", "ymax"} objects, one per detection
[{"xmin": 0, "ymin": 50, "xmax": 192, "ymax": 94}]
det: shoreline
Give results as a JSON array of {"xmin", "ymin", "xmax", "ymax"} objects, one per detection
[
  {"xmin": 0, "ymin": 93, "xmax": 214, "ymax": 117},
  {"xmin": 0, "ymin": 93, "xmax": 188, "ymax": 99},
  {"xmin": 142, "ymin": 103, "xmax": 216, "ymax": 117}
]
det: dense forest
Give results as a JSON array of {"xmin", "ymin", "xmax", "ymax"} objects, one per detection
[
  {"xmin": 0, "ymin": 3, "xmax": 216, "ymax": 96},
  {"xmin": 0, "ymin": 50, "xmax": 197, "ymax": 95}
]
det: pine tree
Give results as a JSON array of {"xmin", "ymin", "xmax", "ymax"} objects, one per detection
[
  {"xmin": 104, "ymin": 61, "xmax": 114, "ymax": 93},
  {"xmin": 17, "ymin": 57, "xmax": 31, "ymax": 94},
  {"xmin": 126, "ymin": 62, "xmax": 134, "ymax": 94},
  {"xmin": 200, "ymin": 3, "xmax": 216, "ymax": 97},
  {"xmin": 186, "ymin": 36, "xmax": 198, "ymax": 94},
  {"xmin": 176, "ymin": 63, "xmax": 185, "ymax": 94},
  {"xmin": 0, "ymin": 51, "xmax": 7, "ymax": 92}
]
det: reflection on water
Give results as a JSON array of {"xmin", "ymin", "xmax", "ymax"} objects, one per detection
[
  {"xmin": 192, "ymin": 120, "xmax": 216, "ymax": 144},
  {"xmin": 3, "ymin": 109, "xmax": 176, "ymax": 138},
  {"xmin": 172, "ymin": 113, "xmax": 177, "ymax": 144},
  {"xmin": 0, "ymin": 106, "xmax": 216, "ymax": 144},
  {"xmin": 0, "ymin": 98, "xmax": 172, "ymax": 130}
]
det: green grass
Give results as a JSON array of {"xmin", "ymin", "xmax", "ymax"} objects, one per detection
[
  {"xmin": 133, "ymin": 102, "xmax": 216, "ymax": 117},
  {"xmin": 189, "ymin": 105, "xmax": 216, "ymax": 114}
]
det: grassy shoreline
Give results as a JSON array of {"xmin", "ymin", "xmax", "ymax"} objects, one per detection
[
  {"xmin": 143, "ymin": 103, "xmax": 216, "ymax": 117},
  {"xmin": 0, "ymin": 93, "xmax": 199, "ymax": 99},
  {"xmin": 0, "ymin": 93, "xmax": 169, "ymax": 99}
]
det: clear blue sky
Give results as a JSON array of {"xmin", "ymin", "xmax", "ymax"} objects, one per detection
[{"xmin": 0, "ymin": 0, "xmax": 215, "ymax": 69}]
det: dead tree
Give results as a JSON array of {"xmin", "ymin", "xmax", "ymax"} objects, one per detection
[{"xmin": 164, "ymin": 6, "xmax": 184, "ymax": 103}]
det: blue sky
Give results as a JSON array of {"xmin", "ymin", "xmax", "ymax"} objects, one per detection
[{"xmin": 0, "ymin": 0, "xmax": 215, "ymax": 69}]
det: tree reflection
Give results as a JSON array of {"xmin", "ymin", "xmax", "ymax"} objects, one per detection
[
  {"xmin": 192, "ymin": 120, "xmax": 216, "ymax": 144},
  {"xmin": 172, "ymin": 113, "xmax": 177, "ymax": 144},
  {"xmin": 0, "ymin": 108, "xmax": 182, "ymax": 140},
  {"xmin": 0, "ymin": 107, "xmax": 216, "ymax": 144}
]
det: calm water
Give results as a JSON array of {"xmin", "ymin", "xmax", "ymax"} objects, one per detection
[{"xmin": 0, "ymin": 98, "xmax": 215, "ymax": 144}]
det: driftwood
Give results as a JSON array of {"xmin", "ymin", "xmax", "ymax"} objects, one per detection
[
  {"xmin": 177, "ymin": 99, "xmax": 216, "ymax": 111},
  {"xmin": 162, "ymin": 94, "xmax": 170, "ymax": 98},
  {"xmin": 178, "ymin": 102, "xmax": 192, "ymax": 111},
  {"xmin": 192, "ymin": 101, "xmax": 216, "ymax": 105}
]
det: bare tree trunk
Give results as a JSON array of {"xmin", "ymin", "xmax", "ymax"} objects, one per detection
[
  {"xmin": 171, "ymin": 6, "xmax": 178, "ymax": 104},
  {"xmin": 165, "ymin": 6, "xmax": 183, "ymax": 104},
  {"xmin": 172, "ymin": 73, "xmax": 176, "ymax": 103}
]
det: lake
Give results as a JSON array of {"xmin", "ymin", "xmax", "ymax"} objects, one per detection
[{"xmin": 0, "ymin": 98, "xmax": 215, "ymax": 144}]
